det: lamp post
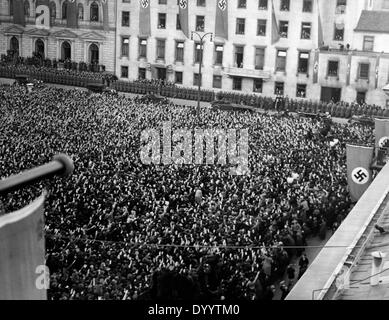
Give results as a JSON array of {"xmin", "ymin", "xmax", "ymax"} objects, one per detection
[{"xmin": 191, "ymin": 31, "xmax": 213, "ymax": 117}]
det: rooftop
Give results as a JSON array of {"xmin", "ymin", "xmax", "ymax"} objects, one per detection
[{"xmin": 355, "ymin": 10, "xmax": 389, "ymax": 33}]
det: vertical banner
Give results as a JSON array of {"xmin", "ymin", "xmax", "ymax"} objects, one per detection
[
  {"xmin": 317, "ymin": 0, "xmax": 323, "ymax": 48},
  {"xmin": 178, "ymin": 0, "xmax": 189, "ymax": 38},
  {"xmin": 346, "ymin": 145, "xmax": 374, "ymax": 202},
  {"xmin": 346, "ymin": 52, "xmax": 352, "ymax": 86},
  {"xmin": 375, "ymin": 54, "xmax": 381, "ymax": 89},
  {"xmin": 313, "ymin": 49, "xmax": 319, "ymax": 84},
  {"xmin": 139, "ymin": 0, "xmax": 151, "ymax": 37},
  {"xmin": 215, "ymin": 0, "xmax": 228, "ymax": 40},
  {"xmin": 271, "ymin": 0, "xmax": 280, "ymax": 45},
  {"xmin": 67, "ymin": 0, "xmax": 78, "ymax": 28},
  {"xmin": 375, "ymin": 119, "xmax": 389, "ymax": 148},
  {"xmin": 0, "ymin": 194, "xmax": 47, "ymax": 300},
  {"xmin": 13, "ymin": 0, "xmax": 26, "ymax": 27},
  {"xmin": 102, "ymin": 0, "xmax": 109, "ymax": 32}
]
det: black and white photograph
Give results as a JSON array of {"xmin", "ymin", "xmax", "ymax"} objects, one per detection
[{"xmin": 1, "ymin": 0, "xmax": 389, "ymax": 314}]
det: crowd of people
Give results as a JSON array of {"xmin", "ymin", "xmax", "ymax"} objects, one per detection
[{"xmin": 0, "ymin": 83, "xmax": 375, "ymax": 300}]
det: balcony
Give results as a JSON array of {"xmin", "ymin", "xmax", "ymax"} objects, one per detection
[{"xmin": 225, "ymin": 66, "xmax": 271, "ymax": 79}]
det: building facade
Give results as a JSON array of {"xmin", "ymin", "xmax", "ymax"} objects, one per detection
[
  {"xmin": 2, "ymin": 0, "xmax": 389, "ymax": 107},
  {"xmin": 0, "ymin": 0, "xmax": 117, "ymax": 72}
]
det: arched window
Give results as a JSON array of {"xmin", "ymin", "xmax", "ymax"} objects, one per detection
[
  {"xmin": 89, "ymin": 43, "xmax": 99, "ymax": 64},
  {"xmin": 78, "ymin": 3, "xmax": 84, "ymax": 20},
  {"xmin": 61, "ymin": 41, "xmax": 71, "ymax": 60},
  {"xmin": 9, "ymin": 0, "xmax": 14, "ymax": 15},
  {"xmin": 62, "ymin": 1, "xmax": 67, "ymax": 19},
  {"xmin": 24, "ymin": 0, "xmax": 30, "ymax": 17},
  {"xmin": 10, "ymin": 36, "xmax": 19, "ymax": 55},
  {"xmin": 35, "ymin": 39, "xmax": 45, "ymax": 58},
  {"xmin": 49, "ymin": 1, "xmax": 56, "ymax": 23},
  {"xmin": 90, "ymin": 1, "xmax": 99, "ymax": 22}
]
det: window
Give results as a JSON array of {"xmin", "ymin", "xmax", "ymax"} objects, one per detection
[
  {"xmin": 275, "ymin": 82, "xmax": 284, "ymax": 95},
  {"xmin": 122, "ymin": 11, "xmax": 130, "ymax": 27},
  {"xmin": 213, "ymin": 75, "xmax": 222, "ymax": 88},
  {"xmin": 363, "ymin": 36, "xmax": 374, "ymax": 51},
  {"xmin": 9, "ymin": 0, "xmax": 13, "ymax": 15},
  {"xmin": 236, "ymin": 18, "xmax": 246, "ymax": 35},
  {"xmin": 233, "ymin": 77, "xmax": 242, "ymax": 91},
  {"xmin": 297, "ymin": 84, "xmax": 307, "ymax": 98},
  {"xmin": 238, "ymin": 0, "xmax": 247, "ymax": 8},
  {"xmin": 253, "ymin": 79, "xmax": 263, "ymax": 93},
  {"xmin": 194, "ymin": 73, "xmax": 202, "ymax": 86},
  {"xmin": 298, "ymin": 52, "xmax": 309, "ymax": 73},
  {"xmin": 139, "ymin": 68, "xmax": 146, "ymax": 80},
  {"xmin": 175, "ymin": 71, "xmax": 183, "ymax": 84},
  {"xmin": 175, "ymin": 41, "xmax": 184, "ymax": 62},
  {"xmin": 176, "ymin": 14, "xmax": 181, "ymax": 30},
  {"xmin": 235, "ymin": 46, "xmax": 244, "ymax": 68},
  {"xmin": 336, "ymin": 0, "xmax": 347, "ymax": 13},
  {"xmin": 196, "ymin": 16, "xmax": 205, "ymax": 32},
  {"xmin": 159, "ymin": 0, "xmax": 167, "ymax": 4},
  {"xmin": 214, "ymin": 44, "xmax": 224, "ymax": 65},
  {"xmin": 280, "ymin": 0, "xmax": 290, "ymax": 11},
  {"xmin": 279, "ymin": 21, "xmax": 289, "ymax": 38},
  {"xmin": 334, "ymin": 25, "xmax": 344, "ymax": 41},
  {"xmin": 158, "ymin": 13, "xmax": 166, "ymax": 29},
  {"xmin": 328, "ymin": 60, "xmax": 339, "ymax": 76},
  {"xmin": 50, "ymin": 2, "xmax": 56, "ymax": 24},
  {"xmin": 258, "ymin": 0, "xmax": 268, "ymax": 10},
  {"xmin": 276, "ymin": 49, "xmax": 287, "ymax": 71},
  {"xmin": 359, "ymin": 63, "xmax": 370, "ymax": 79},
  {"xmin": 301, "ymin": 22, "xmax": 311, "ymax": 39},
  {"xmin": 302, "ymin": 0, "xmax": 312, "ymax": 12},
  {"xmin": 121, "ymin": 66, "xmax": 129, "ymax": 78},
  {"xmin": 197, "ymin": 0, "xmax": 206, "ymax": 6},
  {"xmin": 62, "ymin": 1, "xmax": 67, "ymax": 19},
  {"xmin": 194, "ymin": 42, "xmax": 202, "ymax": 63},
  {"xmin": 139, "ymin": 38, "xmax": 147, "ymax": 58},
  {"xmin": 78, "ymin": 4, "xmax": 84, "ymax": 20},
  {"xmin": 156, "ymin": 39, "xmax": 166, "ymax": 59},
  {"xmin": 257, "ymin": 19, "xmax": 267, "ymax": 36},
  {"xmin": 90, "ymin": 1, "xmax": 99, "ymax": 22},
  {"xmin": 121, "ymin": 37, "xmax": 129, "ymax": 57},
  {"xmin": 255, "ymin": 47, "xmax": 265, "ymax": 70},
  {"xmin": 24, "ymin": 0, "xmax": 29, "ymax": 16}
]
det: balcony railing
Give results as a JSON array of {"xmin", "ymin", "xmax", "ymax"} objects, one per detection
[{"xmin": 225, "ymin": 66, "xmax": 271, "ymax": 79}]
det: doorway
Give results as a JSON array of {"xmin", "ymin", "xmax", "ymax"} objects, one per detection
[
  {"xmin": 356, "ymin": 91, "xmax": 366, "ymax": 105},
  {"xmin": 35, "ymin": 39, "xmax": 45, "ymax": 59},
  {"xmin": 61, "ymin": 41, "xmax": 71, "ymax": 60},
  {"xmin": 156, "ymin": 67, "xmax": 166, "ymax": 80},
  {"xmin": 321, "ymin": 86, "xmax": 342, "ymax": 103},
  {"xmin": 89, "ymin": 43, "xmax": 99, "ymax": 64}
]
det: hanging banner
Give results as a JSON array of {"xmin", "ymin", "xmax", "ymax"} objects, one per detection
[
  {"xmin": 139, "ymin": 0, "xmax": 151, "ymax": 37},
  {"xmin": 346, "ymin": 145, "xmax": 374, "ymax": 202},
  {"xmin": 178, "ymin": 0, "xmax": 189, "ymax": 38},
  {"xmin": 215, "ymin": 0, "xmax": 228, "ymax": 40},
  {"xmin": 0, "ymin": 194, "xmax": 47, "ymax": 300}
]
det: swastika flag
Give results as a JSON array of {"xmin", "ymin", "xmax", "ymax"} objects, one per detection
[
  {"xmin": 375, "ymin": 118, "xmax": 389, "ymax": 149},
  {"xmin": 0, "ymin": 194, "xmax": 46, "ymax": 300},
  {"xmin": 346, "ymin": 145, "xmax": 374, "ymax": 202}
]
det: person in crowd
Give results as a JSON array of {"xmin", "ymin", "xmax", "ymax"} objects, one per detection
[{"xmin": 0, "ymin": 83, "xmax": 374, "ymax": 300}]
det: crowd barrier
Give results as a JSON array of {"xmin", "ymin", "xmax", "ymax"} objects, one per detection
[{"xmin": 2, "ymin": 67, "xmax": 389, "ymax": 119}]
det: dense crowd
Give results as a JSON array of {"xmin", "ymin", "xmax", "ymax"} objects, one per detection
[{"xmin": 0, "ymin": 83, "xmax": 374, "ymax": 300}]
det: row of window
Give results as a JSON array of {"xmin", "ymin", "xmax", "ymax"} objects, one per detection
[
  {"xmin": 122, "ymin": 11, "xmax": 314, "ymax": 40},
  {"xmin": 122, "ymin": 0, "xmax": 349, "ymax": 13},
  {"xmin": 119, "ymin": 66, "xmax": 307, "ymax": 96},
  {"xmin": 123, "ymin": 0, "xmax": 315, "ymax": 13},
  {"xmin": 120, "ymin": 39, "xmax": 310, "ymax": 73},
  {"xmin": 13, "ymin": 0, "xmax": 101, "ymax": 22}
]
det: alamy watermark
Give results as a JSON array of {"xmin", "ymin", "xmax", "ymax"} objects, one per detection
[{"xmin": 140, "ymin": 122, "xmax": 249, "ymax": 176}]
